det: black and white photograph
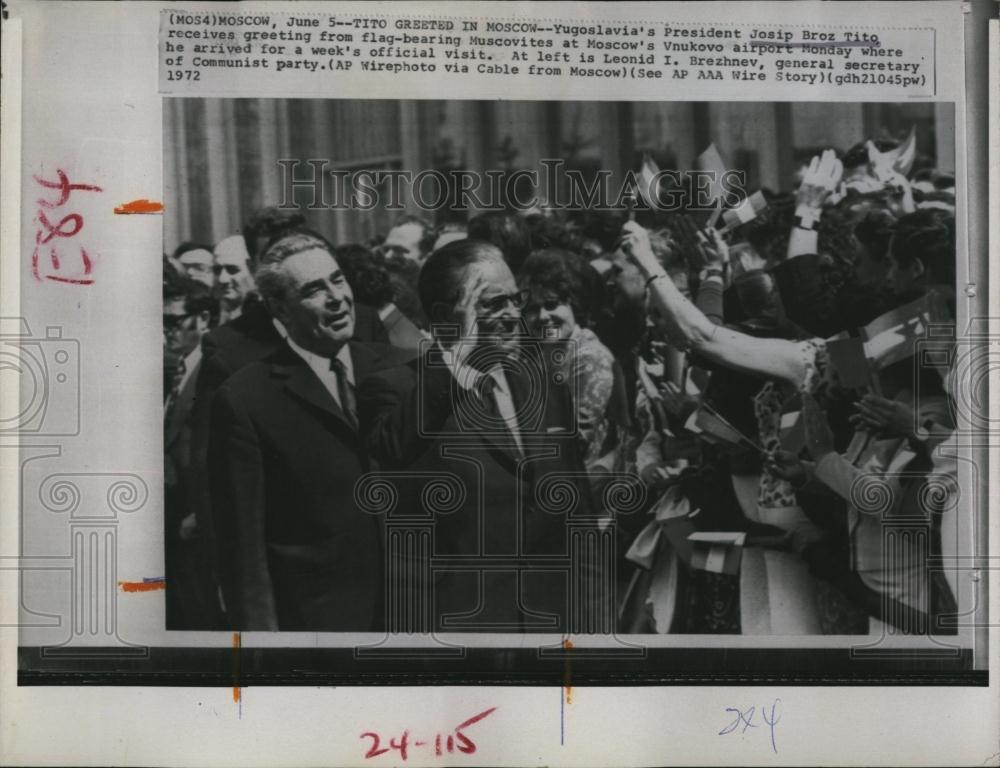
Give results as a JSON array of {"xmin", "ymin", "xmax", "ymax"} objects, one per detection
[
  {"xmin": 161, "ymin": 98, "xmax": 970, "ymax": 647},
  {"xmin": 5, "ymin": 1, "xmax": 997, "ymax": 765}
]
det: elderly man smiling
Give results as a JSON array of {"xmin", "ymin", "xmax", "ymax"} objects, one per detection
[{"xmin": 209, "ymin": 229, "xmax": 407, "ymax": 631}]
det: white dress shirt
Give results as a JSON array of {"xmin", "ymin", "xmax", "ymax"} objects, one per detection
[
  {"xmin": 438, "ymin": 343, "xmax": 523, "ymax": 455},
  {"xmin": 284, "ymin": 335, "xmax": 354, "ymax": 410}
]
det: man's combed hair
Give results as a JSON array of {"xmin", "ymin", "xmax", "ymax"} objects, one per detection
[
  {"xmin": 391, "ymin": 214, "xmax": 438, "ymax": 258},
  {"xmin": 243, "ymin": 206, "xmax": 308, "ymax": 265},
  {"xmin": 254, "ymin": 228, "xmax": 336, "ymax": 306},
  {"xmin": 467, "ymin": 211, "xmax": 532, "ymax": 273},
  {"xmin": 417, "ymin": 239, "xmax": 505, "ymax": 321},
  {"xmin": 335, "ymin": 244, "xmax": 395, "ymax": 308},
  {"xmin": 171, "ymin": 241, "xmax": 214, "ymax": 261}
]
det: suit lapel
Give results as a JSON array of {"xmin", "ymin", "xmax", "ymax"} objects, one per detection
[
  {"xmin": 505, "ymin": 360, "xmax": 560, "ymax": 461},
  {"xmin": 477, "ymin": 367, "xmax": 528, "ymax": 468},
  {"xmin": 271, "ymin": 344, "xmax": 355, "ymax": 435},
  {"xmin": 165, "ymin": 358, "xmax": 201, "ymax": 448}
]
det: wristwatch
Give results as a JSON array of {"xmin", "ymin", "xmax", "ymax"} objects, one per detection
[
  {"xmin": 794, "ymin": 204, "xmax": 821, "ymax": 230},
  {"xmin": 699, "ymin": 265, "xmax": 724, "ymax": 282}
]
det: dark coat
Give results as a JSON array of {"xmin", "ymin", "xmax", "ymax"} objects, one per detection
[
  {"xmin": 199, "ymin": 298, "xmax": 388, "ymax": 393},
  {"xmin": 180, "ymin": 299, "xmax": 389, "ymax": 626},
  {"xmin": 359, "ymin": 343, "xmax": 599, "ymax": 633},
  {"xmin": 209, "ymin": 340, "xmax": 409, "ymax": 631}
]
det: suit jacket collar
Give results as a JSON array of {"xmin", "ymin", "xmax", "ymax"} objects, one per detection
[
  {"xmin": 164, "ymin": 356, "xmax": 202, "ymax": 447},
  {"xmin": 423, "ymin": 349, "xmax": 543, "ymax": 469},
  {"xmin": 269, "ymin": 340, "xmax": 374, "ymax": 434}
]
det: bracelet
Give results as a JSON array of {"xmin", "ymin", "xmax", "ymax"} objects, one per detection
[
  {"xmin": 645, "ymin": 272, "xmax": 668, "ymax": 288},
  {"xmin": 794, "ymin": 218, "xmax": 819, "ymax": 232}
]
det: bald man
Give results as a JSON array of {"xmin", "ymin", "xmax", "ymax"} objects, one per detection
[{"xmin": 213, "ymin": 235, "xmax": 256, "ymax": 323}]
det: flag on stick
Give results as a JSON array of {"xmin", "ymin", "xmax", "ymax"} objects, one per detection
[
  {"xmin": 826, "ymin": 335, "xmax": 875, "ymax": 389},
  {"xmin": 687, "ymin": 532, "xmax": 747, "ymax": 575},
  {"xmin": 636, "ymin": 154, "xmax": 662, "ymax": 210},
  {"xmin": 692, "ymin": 143, "xmax": 729, "ymax": 206},
  {"xmin": 889, "ymin": 126, "xmax": 917, "ymax": 176},
  {"xmin": 692, "ymin": 402, "xmax": 764, "ymax": 453},
  {"xmin": 861, "ymin": 290, "xmax": 950, "ymax": 370},
  {"xmin": 779, "ymin": 410, "xmax": 806, "ymax": 454},
  {"xmin": 719, "ymin": 190, "xmax": 768, "ymax": 232}
]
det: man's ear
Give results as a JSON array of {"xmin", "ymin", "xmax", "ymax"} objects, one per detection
[
  {"xmin": 264, "ymin": 295, "xmax": 287, "ymax": 324},
  {"xmin": 910, "ymin": 257, "xmax": 926, "ymax": 280},
  {"xmin": 196, "ymin": 310, "xmax": 211, "ymax": 329}
]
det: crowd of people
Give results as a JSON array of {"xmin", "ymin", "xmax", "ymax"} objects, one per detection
[{"xmin": 163, "ymin": 134, "xmax": 961, "ymax": 636}]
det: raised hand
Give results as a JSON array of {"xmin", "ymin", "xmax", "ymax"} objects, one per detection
[
  {"xmin": 658, "ymin": 380, "xmax": 692, "ymax": 418},
  {"xmin": 796, "ymin": 149, "xmax": 844, "ymax": 211},
  {"xmin": 701, "ymin": 227, "xmax": 729, "ymax": 270},
  {"xmin": 766, "ymin": 449, "xmax": 807, "ymax": 485},
  {"xmin": 619, "ymin": 220, "xmax": 662, "ymax": 280},
  {"xmin": 450, "ymin": 273, "xmax": 489, "ymax": 371},
  {"xmin": 849, "ymin": 394, "xmax": 915, "ymax": 439}
]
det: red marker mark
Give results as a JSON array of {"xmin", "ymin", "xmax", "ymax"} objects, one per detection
[
  {"xmin": 118, "ymin": 579, "xmax": 166, "ymax": 593},
  {"xmin": 30, "ymin": 170, "xmax": 101, "ymax": 285},
  {"xmin": 563, "ymin": 638, "xmax": 574, "ymax": 704},
  {"xmin": 232, "ymin": 632, "xmax": 241, "ymax": 704},
  {"xmin": 361, "ymin": 707, "xmax": 496, "ymax": 760},
  {"xmin": 36, "ymin": 210, "xmax": 83, "ymax": 243},
  {"xmin": 34, "ymin": 169, "xmax": 102, "ymax": 208},
  {"xmin": 113, "ymin": 199, "xmax": 164, "ymax": 215}
]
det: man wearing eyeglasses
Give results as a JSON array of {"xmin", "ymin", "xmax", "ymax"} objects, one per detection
[
  {"xmin": 360, "ymin": 239, "xmax": 596, "ymax": 634},
  {"xmin": 162, "ymin": 272, "xmax": 223, "ymax": 630}
]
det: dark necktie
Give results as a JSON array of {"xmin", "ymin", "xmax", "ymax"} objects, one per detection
[
  {"xmin": 330, "ymin": 356, "xmax": 358, "ymax": 431},
  {"xmin": 164, "ymin": 357, "xmax": 187, "ymax": 422},
  {"xmin": 474, "ymin": 372, "xmax": 522, "ymax": 456}
]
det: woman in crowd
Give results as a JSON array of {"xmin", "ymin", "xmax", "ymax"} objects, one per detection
[
  {"xmin": 621, "ymin": 178, "xmax": 958, "ymax": 632},
  {"xmin": 519, "ymin": 248, "xmax": 630, "ymax": 479}
]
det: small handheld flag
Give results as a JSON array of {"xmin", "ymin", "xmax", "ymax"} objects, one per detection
[{"xmin": 719, "ymin": 190, "xmax": 768, "ymax": 233}]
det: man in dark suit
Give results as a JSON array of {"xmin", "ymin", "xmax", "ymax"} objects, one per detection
[
  {"xmin": 163, "ymin": 273, "xmax": 227, "ymax": 629},
  {"xmin": 181, "ymin": 273, "xmax": 387, "ymax": 629},
  {"xmin": 199, "ymin": 294, "xmax": 388, "ymax": 394},
  {"xmin": 209, "ymin": 230, "xmax": 407, "ymax": 631},
  {"xmin": 359, "ymin": 240, "xmax": 599, "ymax": 634}
]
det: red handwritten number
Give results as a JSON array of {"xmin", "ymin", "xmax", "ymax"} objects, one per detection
[
  {"xmin": 361, "ymin": 708, "xmax": 496, "ymax": 760},
  {"xmin": 30, "ymin": 170, "xmax": 101, "ymax": 285},
  {"xmin": 34, "ymin": 169, "xmax": 102, "ymax": 208},
  {"xmin": 360, "ymin": 732, "xmax": 389, "ymax": 759},
  {"xmin": 389, "ymin": 731, "xmax": 410, "ymax": 762},
  {"xmin": 36, "ymin": 210, "xmax": 83, "ymax": 244},
  {"xmin": 453, "ymin": 707, "xmax": 497, "ymax": 755}
]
